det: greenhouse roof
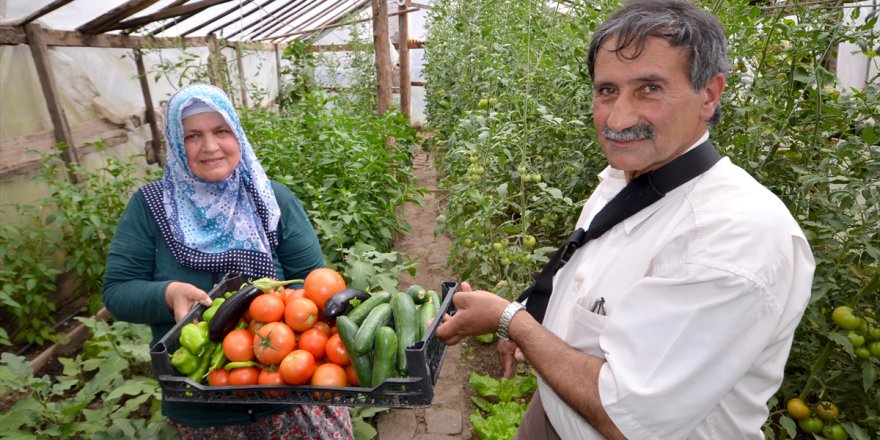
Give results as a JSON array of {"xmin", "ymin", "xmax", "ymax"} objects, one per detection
[{"xmin": 0, "ymin": 0, "xmax": 427, "ymax": 48}]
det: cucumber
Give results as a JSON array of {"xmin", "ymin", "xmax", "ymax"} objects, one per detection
[
  {"xmin": 335, "ymin": 315, "xmax": 372, "ymax": 388},
  {"xmin": 371, "ymin": 326, "xmax": 398, "ymax": 386},
  {"xmin": 353, "ymin": 303, "xmax": 392, "ymax": 355},
  {"xmin": 417, "ymin": 300, "xmax": 437, "ymax": 340},
  {"xmin": 426, "ymin": 289, "xmax": 442, "ymax": 310},
  {"xmin": 346, "ymin": 291, "xmax": 392, "ymax": 325},
  {"xmin": 405, "ymin": 284, "xmax": 429, "ymax": 305},
  {"xmin": 391, "ymin": 292, "xmax": 418, "ymax": 375}
]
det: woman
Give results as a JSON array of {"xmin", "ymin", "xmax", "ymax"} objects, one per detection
[{"xmin": 103, "ymin": 83, "xmax": 353, "ymax": 438}]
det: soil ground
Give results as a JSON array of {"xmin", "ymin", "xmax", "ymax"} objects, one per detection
[{"xmin": 377, "ymin": 147, "xmax": 501, "ymax": 439}]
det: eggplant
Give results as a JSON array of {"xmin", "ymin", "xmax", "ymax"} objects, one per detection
[
  {"xmin": 323, "ymin": 288, "xmax": 371, "ymax": 321},
  {"xmin": 208, "ymin": 285, "xmax": 261, "ymax": 341}
]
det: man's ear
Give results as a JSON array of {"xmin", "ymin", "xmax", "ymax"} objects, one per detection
[{"xmin": 701, "ymin": 73, "xmax": 726, "ymax": 122}]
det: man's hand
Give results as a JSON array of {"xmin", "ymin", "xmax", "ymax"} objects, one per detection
[
  {"xmin": 435, "ymin": 281, "xmax": 509, "ymax": 345},
  {"xmin": 497, "ymin": 339, "xmax": 526, "ymax": 378},
  {"xmin": 165, "ymin": 281, "xmax": 213, "ymax": 322}
]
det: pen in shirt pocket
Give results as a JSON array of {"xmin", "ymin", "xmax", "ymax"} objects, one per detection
[{"xmin": 589, "ymin": 297, "xmax": 606, "ymax": 316}]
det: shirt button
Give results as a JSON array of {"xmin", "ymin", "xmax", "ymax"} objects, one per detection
[{"xmin": 575, "ymin": 281, "xmax": 582, "ymax": 290}]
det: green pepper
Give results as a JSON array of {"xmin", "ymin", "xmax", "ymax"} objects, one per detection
[
  {"xmin": 187, "ymin": 341, "xmax": 215, "ymax": 383},
  {"xmin": 202, "ymin": 297, "xmax": 225, "ymax": 323},
  {"xmin": 208, "ymin": 341, "xmax": 227, "ymax": 373},
  {"xmin": 224, "ymin": 361, "xmax": 257, "ymax": 370},
  {"xmin": 171, "ymin": 346, "xmax": 199, "ymax": 375},
  {"xmin": 179, "ymin": 322, "xmax": 209, "ymax": 355}
]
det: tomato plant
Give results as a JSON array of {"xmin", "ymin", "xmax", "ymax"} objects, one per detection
[
  {"xmin": 223, "ymin": 329, "xmax": 255, "ymax": 362},
  {"xmin": 253, "ymin": 322, "xmax": 296, "ymax": 365},
  {"xmin": 279, "ymin": 349, "xmax": 316, "ymax": 385},
  {"xmin": 303, "ymin": 268, "xmax": 346, "ymax": 310}
]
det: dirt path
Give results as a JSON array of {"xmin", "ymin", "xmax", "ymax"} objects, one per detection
[{"xmin": 374, "ymin": 148, "xmax": 474, "ymax": 439}]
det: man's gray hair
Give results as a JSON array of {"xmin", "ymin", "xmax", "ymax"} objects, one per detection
[{"xmin": 587, "ymin": 0, "xmax": 730, "ymax": 124}]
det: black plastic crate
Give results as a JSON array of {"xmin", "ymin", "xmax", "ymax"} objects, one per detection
[{"xmin": 150, "ymin": 276, "xmax": 458, "ymax": 408}]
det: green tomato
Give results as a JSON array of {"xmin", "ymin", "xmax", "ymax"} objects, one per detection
[
  {"xmin": 478, "ymin": 98, "xmax": 489, "ymax": 109},
  {"xmin": 848, "ymin": 331, "xmax": 866, "ymax": 348},
  {"xmin": 492, "ymin": 242, "xmax": 503, "ymax": 252},
  {"xmin": 469, "ymin": 155, "xmax": 478, "ymax": 164},
  {"xmin": 797, "ymin": 416, "xmax": 824, "ymax": 434},
  {"xmin": 832, "ymin": 306, "xmax": 862, "ymax": 330},
  {"xmin": 500, "ymin": 257, "xmax": 511, "ymax": 266},
  {"xmin": 868, "ymin": 325, "xmax": 880, "ymax": 340},
  {"xmin": 487, "ymin": 97, "xmax": 497, "ymax": 106},
  {"xmin": 523, "ymin": 235, "xmax": 536, "ymax": 249},
  {"xmin": 531, "ymin": 174, "xmax": 542, "ymax": 182},
  {"xmin": 868, "ymin": 341, "xmax": 880, "ymax": 358},
  {"xmin": 855, "ymin": 347, "xmax": 871, "ymax": 359},
  {"xmin": 517, "ymin": 165, "xmax": 527, "ymax": 175},
  {"xmin": 822, "ymin": 423, "xmax": 848, "ymax": 440}
]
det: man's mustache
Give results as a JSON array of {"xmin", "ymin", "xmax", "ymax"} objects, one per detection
[{"xmin": 603, "ymin": 125, "xmax": 655, "ymax": 141}]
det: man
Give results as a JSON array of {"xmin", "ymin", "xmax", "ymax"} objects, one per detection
[{"xmin": 435, "ymin": 1, "xmax": 815, "ymax": 438}]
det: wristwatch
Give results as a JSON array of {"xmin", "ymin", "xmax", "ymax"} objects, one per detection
[{"xmin": 496, "ymin": 301, "xmax": 525, "ymax": 341}]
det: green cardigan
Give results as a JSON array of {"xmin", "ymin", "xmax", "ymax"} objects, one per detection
[{"xmin": 103, "ymin": 181, "xmax": 324, "ymax": 427}]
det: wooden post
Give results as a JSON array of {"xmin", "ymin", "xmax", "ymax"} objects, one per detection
[
  {"xmin": 397, "ymin": 0, "xmax": 411, "ymax": 121},
  {"xmin": 274, "ymin": 43, "xmax": 282, "ymax": 106},
  {"xmin": 134, "ymin": 49, "xmax": 164, "ymax": 165},
  {"xmin": 24, "ymin": 23, "xmax": 80, "ymax": 183},
  {"xmin": 206, "ymin": 33, "xmax": 221, "ymax": 89},
  {"xmin": 235, "ymin": 43, "xmax": 249, "ymax": 109},
  {"xmin": 372, "ymin": 0, "xmax": 393, "ymax": 115}
]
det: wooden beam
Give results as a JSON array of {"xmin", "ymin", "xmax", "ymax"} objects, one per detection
[
  {"xmin": 235, "ymin": 43, "xmax": 250, "ymax": 109},
  {"xmin": 178, "ymin": 0, "xmax": 255, "ymax": 37},
  {"xmin": 139, "ymin": 0, "xmax": 194, "ymax": 36},
  {"xmin": 107, "ymin": 0, "xmax": 232, "ymax": 33},
  {"xmin": 264, "ymin": 6, "xmax": 418, "ymax": 41},
  {"xmin": 289, "ymin": 0, "xmax": 366, "ymax": 42},
  {"xmin": 16, "ymin": 0, "xmax": 76, "ymax": 26},
  {"xmin": 372, "ymin": 0, "xmax": 392, "ymax": 115},
  {"xmin": 274, "ymin": 43, "xmax": 282, "ymax": 101},
  {"xmin": 240, "ymin": 0, "xmax": 311, "ymax": 41},
  {"xmin": 24, "ymin": 23, "xmax": 80, "ymax": 183},
  {"xmin": 398, "ymin": 0, "xmax": 411, "ymax": 120},
  {"xmin": 0, "ymin": 25, "xmax": 275, "ymax": 50},
  {"xmin": 134, "ymin": 49, "xmax": 164, "ymax": 165},
  {"xmin": 77, "ymin": 0, "xmax": 160, "ymax": 34},
  {"xmin": 206, "ymin": 0, "xmax": 279, "ymax": 38}
]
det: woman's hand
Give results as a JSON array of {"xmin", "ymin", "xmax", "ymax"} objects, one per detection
[{"xmin": 165, "ymin": 281, "xmax": 213, "ymax": 322}]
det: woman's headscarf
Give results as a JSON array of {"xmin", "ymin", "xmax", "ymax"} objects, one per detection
[{"xmin": 140, "ymin": 83, "xmax": 280, "ymax": 279}]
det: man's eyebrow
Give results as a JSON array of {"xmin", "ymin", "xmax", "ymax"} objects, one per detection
[{"xmin": 632, "ymin": 74, "xmax": 669, "ymax": 84}]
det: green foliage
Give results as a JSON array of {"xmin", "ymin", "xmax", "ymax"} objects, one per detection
[
  {"xmin": 242, "ymin": 97, "xmax": 423, "ymax": 264},
  {"xmin": 338, "ymin": 243, "xmax": 416, "ymax": 294},
  {"xmin": 468, "ymin": 371, "xmax": 537, "ymax": 440},
  {"xmin": 0, "ymin": 318, "xmax": 173, "ymax": 439},
  {"xmin": 426, "ymin": 0, "xmax": 880, "ymax": 437},
  {"xmin": 425, "ymin": 0, "xmax": 606, "ymax": 294},
  {"xmin": 0, "ymin": 147, "xmax": 156, "ymax": 345}
]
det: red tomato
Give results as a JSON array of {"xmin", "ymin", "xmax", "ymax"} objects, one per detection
[
  {"xmin": 283, "ymin": 288, "xmax": 306, "ymax": 305},
  {"xmin": 325, "ymin": 333, "xmax": 350, "ymax": 366},
  {"xmin": 258, "ymin": 369, "xmax": 286, "ymax": 397},
  {"xmin": 279, "ymin": 349, "xmax": 316, "ymax": 385},
  {"xmin": 311, "ymin": 363, "xmax": 348, "ymax": 388},
  {"xmin": 223, "ymin": 329, "xmax": 255, "ymax": 362},
  {"xmin": 345, "ymin": 364, "xmax": 359, "ymax": 386},
  {"xmin": 208, "ymin": 368, "xmax": 229, "ymax": 387},
  {"xmin": 249, "ymin": 293, "xmax": 285, "ymax": 323},
  {"xmin": 285, "ymin": 297, "xmax": 319, "ymax": 332},
  {"xmin": 267, "ymin": 288, "xmax": 286, "ymax": 303},
  {"xmin": 304, "ymin": 268, "xmax": 346, "ymax": 311},
  {"xmin": 248, "ymin": 320, "xmax": 265, "ymax": 336},
  {"xmin": 299, "ymin": 327, "xmax": 329, "ymax": 360},
  {"xmin": 253, "ymin": 322, "xmax": 296, "ymax": 365},
  {"xmin": 313, "ymin": 321, "xmax": 333, "ymax": 337},
  {"xmin": 228, "ymin": 366, "xmax": 260, "ymax": 386}
]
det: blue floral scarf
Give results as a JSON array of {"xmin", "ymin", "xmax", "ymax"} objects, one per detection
[{"xmin": 141, "ymin": 83, "xmax": 280, "ymax": 279}]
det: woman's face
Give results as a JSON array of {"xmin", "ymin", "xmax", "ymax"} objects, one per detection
[{"xmin": 182, "ymin": 111, "xmax": 241, "ymax": 181}]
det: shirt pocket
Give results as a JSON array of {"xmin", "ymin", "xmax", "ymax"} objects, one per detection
[{"xmin": 565, "ymin": 296, "xmax": 609, "ymax": 358}]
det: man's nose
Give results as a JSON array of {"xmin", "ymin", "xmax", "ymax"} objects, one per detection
[{"xmin": 605, "ymin": 94, "xmax": 640, "ymax": 133}]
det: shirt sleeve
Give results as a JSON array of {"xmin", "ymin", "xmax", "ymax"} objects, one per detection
[
  {"xmin": 102, "ymin": 191, "xmax": 175, "ymax": 325},
  {"xmin": 597, "ymin": 260, "xmax": 781, "ymax": 439},
  {"xmin": 272, "ymin": 181, "xmax": 325, "ymax": 281}
]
